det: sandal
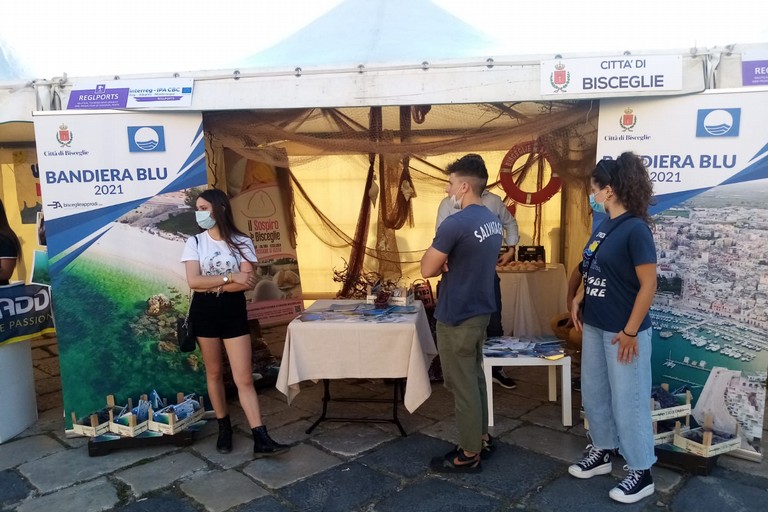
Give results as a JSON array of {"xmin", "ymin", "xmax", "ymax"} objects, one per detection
[
  {"xmin": 481, "ymin": 434, "xmax": 496, "ymax": 460},
  {"xmin": 431, "ymin": 448, "xmax": 482, "ymax": 473}
]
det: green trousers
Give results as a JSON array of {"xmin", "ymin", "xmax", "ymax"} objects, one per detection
[{"xmin": 436, "ymin": 315, "xmax": 490, "ymax": 453}]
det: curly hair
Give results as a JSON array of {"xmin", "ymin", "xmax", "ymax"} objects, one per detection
[
  {"xmin": 198, "ymin": 188, "xmax": 254, "ymax": 262},
  {"xmin": 592, "ymin": 152, "xmax": 654, "ymax": 224}
]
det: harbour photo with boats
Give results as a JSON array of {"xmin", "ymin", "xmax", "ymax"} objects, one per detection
[{"xmin": 650, "ymin": 180, "xmax": 768, "ymax": 455}]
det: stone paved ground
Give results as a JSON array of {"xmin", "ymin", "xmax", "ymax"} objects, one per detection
[{"xmin": 1, "ymin": 327, "xmax": 767, "ymax": 511}]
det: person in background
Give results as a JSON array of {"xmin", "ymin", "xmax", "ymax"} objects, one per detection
[
  {"xmin": 567, "ymin": 153, "xmax": 657, "ymax": 504},
  {"xmin": 436, "ymin": 187, "xmax": 519, "ymax": 389},
  {"xmin": 181, "ymin": 188, "xmax": 289, "ymax": 457},
  {"xmin": 0, "ymin": 199, "xmax": 21, "ymax": 285},
  {"xmin": 422, "ymin": 154, "xmax": 503, "ymax": 473}
]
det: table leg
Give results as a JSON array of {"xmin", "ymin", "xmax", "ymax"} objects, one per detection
[
  {"xmin": 305, "ymin": 379, "xmax": 408, "ymax": 436},
  {"xmin": 548, "ymin": 366, "xmax": 557, "ymax": 401},
  {"xmin": 305, "ymin": 379, "xmax": 332, "ymax": 434},
  {"xmin": 484, "ymin": 360, "xmax": 495, "ymax": 427},
  {"xmin": 562, "ymin": 360, "xmax": 573, "ymax": 426}
]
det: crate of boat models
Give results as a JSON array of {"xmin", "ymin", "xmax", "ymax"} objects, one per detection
[
  {"xmin": 70, "ymin": 395, "xmax": 124, "ymax": 437},
  {"xmin": 651, "ymin": 384, "xmax": 692, "ymax": 445},
  {"xmin": 108, "ymin": 394, "xmax": 150, "ymax": 437},
  {"xmin": 148, "ymin": 392, "xmax": 205, "ymax": 435}
]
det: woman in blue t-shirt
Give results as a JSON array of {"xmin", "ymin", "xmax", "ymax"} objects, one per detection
[{"xmin": 566, "ymin": 153, "xmax": 657, "ymax": 505}]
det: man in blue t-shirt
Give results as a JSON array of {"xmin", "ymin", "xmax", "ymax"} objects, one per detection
[{"xmin": 421, "ymin": 154, "xmax": 502, "ymax": 473}]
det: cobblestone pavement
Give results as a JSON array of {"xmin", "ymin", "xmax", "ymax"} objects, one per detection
[{"xmin": 1, "ymin": 327, "xmax": 767, "ymax": 511}]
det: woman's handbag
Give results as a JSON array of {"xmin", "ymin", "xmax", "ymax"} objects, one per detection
[
  {"xmin": 176, "ymin": 316, "xmax": 196, "ymax": 352},
  {"xmin": 177, "ymin": 290, "xmax": 196, "ymax": 352}
]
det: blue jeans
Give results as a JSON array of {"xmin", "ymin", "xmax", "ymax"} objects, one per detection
[{"xmin": 581, "ymin": 324, "xmax": 656, "ymax": 470}]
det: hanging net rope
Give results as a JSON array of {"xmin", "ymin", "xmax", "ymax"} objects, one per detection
[{"xmin": 203, "ymin": 101, "xmax": 597, "ymax": 292}]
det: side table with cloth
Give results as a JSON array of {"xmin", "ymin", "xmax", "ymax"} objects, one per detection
[
  {"xmin": 276, "ymin": 300, "xmax": 437, "ymax": 435},
  {"xmin": 499, "ymin": 263, "xmax": 567, "ymax": 337}
]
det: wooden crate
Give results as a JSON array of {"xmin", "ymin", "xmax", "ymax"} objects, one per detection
[
  {"xmin": 672, "ymin": 415, "xmax": 741, "ymax": 457},
  {"xmin": 70, "ymin": 395, "xmax": 119, "ymax": 437},
  {"xmin": 108, "ymin": 395, "xmax": 149, "ymax": 437},
  {"xmin": 652, "ymin": 385, "xmax": 692, "ymax": 445},
  {"xmin": 148, "ymin": 392, "xmax": 205, "ymax": 435}
]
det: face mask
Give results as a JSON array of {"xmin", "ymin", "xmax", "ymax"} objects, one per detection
[
  {"xmin": 589, "ymin": 193, "xmax": 606, "ymax": 214},
  {"xmin": 195, "ymin": 210, "xmax": 216, "ymax": 229},
  {"xmin": 450, "ymin": 191, "xmax": 465, "ymax": 210}
]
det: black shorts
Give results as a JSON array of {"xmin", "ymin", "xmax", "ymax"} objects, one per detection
[{"xmin": 189, "ymin": 291, "xmax": 249, "ymax": 339}]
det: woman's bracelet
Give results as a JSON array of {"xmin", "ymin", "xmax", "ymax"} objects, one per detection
[{"xmin": 622, "ymin": 329, "xmax": 638, "ymax": 338}]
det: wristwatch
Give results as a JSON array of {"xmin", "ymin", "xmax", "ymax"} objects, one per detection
[{"xmin": 222, "ymin": 275, "xmax": 230, "ymax": 283}]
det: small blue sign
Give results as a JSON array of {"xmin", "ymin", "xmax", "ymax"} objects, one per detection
[
  {"xmin": 127, "ymin": 126, "xmax": 166, "ymax": 152},
  {"xmin": 696, "ymin": 108, "xmax": 741, "ymax": 137}
]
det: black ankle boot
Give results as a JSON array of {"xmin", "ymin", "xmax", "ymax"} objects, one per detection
[
  {"xmin": 252, "ymin": 425, "xmax": 289, "ymax": 458},
  {"xmin": 216, "ymin": 415, "xmax": 233, "ymax": 454}
]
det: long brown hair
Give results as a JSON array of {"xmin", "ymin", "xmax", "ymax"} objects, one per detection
[
  {"xmin": 0, "ymin": 200, "xmax": 21, "ymax": 260},
  {"xmin": 198, "ymin": 188, "xmax": 254, "ymax": 262}
]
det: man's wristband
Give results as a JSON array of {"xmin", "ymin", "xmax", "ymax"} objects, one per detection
[{"xmin": 622, "ymin": 329, "xmax": 637, "ymax": 338}]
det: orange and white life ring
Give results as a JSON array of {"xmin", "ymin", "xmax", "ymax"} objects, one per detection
[{"xmin": 499, "ymin": 141, "xmax": 562, "ymax": 206}]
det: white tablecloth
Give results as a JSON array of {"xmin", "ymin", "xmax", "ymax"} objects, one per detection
[
  {"xmin": 499, "ymin": 264, "xmax": 567, "ymax": 337},
  {"xmin": 276, "ymin": 300, "xmax": 437, "ymax": 413}
]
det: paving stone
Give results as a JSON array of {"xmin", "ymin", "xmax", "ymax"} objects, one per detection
[
  {"xmin": 310, "ymin": 422, "xmax": 395, "ymax": 457},
  {"xmin": 0, "ymin": 434, "xmax": 65, "ymax": 470},
  {"xmin": 671, "ymin": 472, "xmax": 768, "ymax": 511},
  {"xmin": 408, "ymin": 385, "xmax": 454, "ymax": 421},
  {"xmin": 357, "ymin": 433, "xmax": 451, "ymax": 478},
  {"xmin": 112, "ymin": 493, "xmax": 199, "ymax": 512},
  {"xmin": 500, "ymin": 424, "xmax": 589, "ymax": 463},
  {"xmin": 370, "ymin": 409, "xmax": 436, "ymax": 436},
  {"xmin": 520, "ymin": 402, "xmax": 572, "ymax": 431},
  {"xmin": 234, "ymin": 495, "xmax": 294, "ymax": 512},
  {"xmin": 0, "ymin": 469, "xmax": 32, "ymax": 506},
  {"xmin": 15, "ymin": 476, "xmax": 118, "ymax": 512},
  {"xmin": 115, "ymin": 451, "xmax": 208, "ymax": 496},
  {"xmin": 491, "ymin": 389, "xmax": 542, "ymax": 419},
  {"xmin": 243, "ymin": 442, "xmax": 342, "ymax": 489},
  {"xmin": 718, "ymin": 450, "xmax": 768, "ymax": 480},
  {"xmin": 436, "ymin": 444, "xmax": 563, "ymax": 500},
  {"xmin": 181, "ymin": 469, "xmax": 268, "ymax": 512},
  {"xmin": 526, "ymin": 473, "xmax": 652, "ymax": 511},
  {"xmin": 420, "ymin": 417, "xmax": 460, "ymax": 446},
  {"xmin": 261, "ymin": 404, "xmax": 315, "ymax": 430},
  {"xmin": 192, "ymin": 431, "xmax": 256, "ymax": 469},
  {"xmin": 269, "ymin": 419, "xmax": 316, "ymax": 445},
  {"xmin": 278, "ymin": 461, "xmax": 398, "ymax": 512},
  {"xmin": 18, "ymin": 442, "xmax": 174, "ymax": 493},
  {"xmin": 374, "ymin": 477, "xmax": 502, "ymax": 512}
]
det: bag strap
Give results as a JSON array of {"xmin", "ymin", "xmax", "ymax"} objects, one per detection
[{"xmin": 581, "ymin": 213, "xmax": 633, "ymax": 290}]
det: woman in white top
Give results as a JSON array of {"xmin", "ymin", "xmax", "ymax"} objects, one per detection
[{"xmin": 181, "ymin": 188, "xmax": 288, "ymax": 457}]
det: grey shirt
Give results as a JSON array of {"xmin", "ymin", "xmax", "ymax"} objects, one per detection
[{"xmin": 435, "ymin": 190, "xmax": 519, "ymax": 246}]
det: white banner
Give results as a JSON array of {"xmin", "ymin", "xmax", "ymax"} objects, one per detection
[
  {"xmin": 541, "ymin": 55, "xmax": 682, "ymax": 96},
  {"xmin": 67, "ymin": 78, "xmax": 193, "ymax": 109},
  {"xmin": 597, "ymin": 89, "xmax": 768, "ymax": 211}
]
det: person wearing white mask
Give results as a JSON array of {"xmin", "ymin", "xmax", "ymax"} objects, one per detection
[
  {"xmin": 436, "ymin": 177, "xmax": 519, "ymax": 389},
  {"xmin": 181, "ymin": 188, "xmax": 289, "ymax": 457}
]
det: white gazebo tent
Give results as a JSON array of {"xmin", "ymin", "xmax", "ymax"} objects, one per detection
[{"xmin": 8, "ymin": 0, "xmax": 765, "ymax": 297}]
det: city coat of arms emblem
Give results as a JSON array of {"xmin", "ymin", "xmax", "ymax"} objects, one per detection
[
  {"xmin": 550, "ymin": 62, "xmax": 570, "ymax": 93},
  {"xmin": 56, "ymin": 124, "xmax": 73, "ymax": 147},
  {"xmin": 620, "ymin": 108, "xmax": 637, "ymax": 132}
]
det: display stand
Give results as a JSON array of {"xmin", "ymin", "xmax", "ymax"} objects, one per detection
[
  {"xmin": 0, "ymin": 340, "xmax": 38, "ymax": 443},
  {"xmin": 87, "ymin": 422, "xmax": 202, "ymax": 457}
]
